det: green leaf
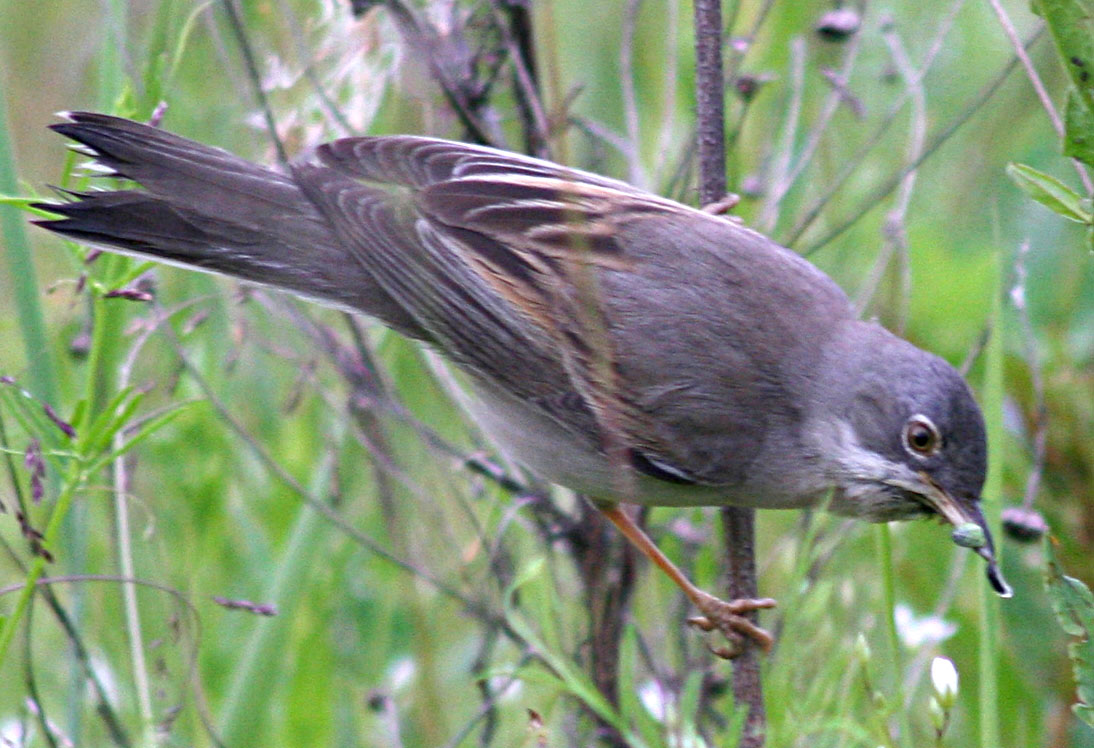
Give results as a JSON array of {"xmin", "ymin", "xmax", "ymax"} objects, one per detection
[
  {"xmin": 1006, "ymin": 163, "xmax": 1092, "ymax": 223},
  {"xmin": 0, "ymin": 382, "xmax": 71, "ymax": 457},
  {"xmin": 0, "ymin": 194, "xmax": 58, "ymax": 218},
  {"xmin": 82, "ymin": 403, "xmax": 192, "ymax": 477},
  {"xmin": 109, "ymin": 260, "xmax": 158, "ymax": 292},
  {"xmin": 1033, "ymin": 0, "xmax": 1094, "ymax": 115},
  {"xmin": 78, "ymin": 385, "xmax": 139, "ymax": 459},
  {"xmin": 1065, "ymin": 88, "xmax": 1094, "ymax": 167},
  {"xmin": 1043, "ymin": 537, "xmax": 1094, "ymax": 728}
]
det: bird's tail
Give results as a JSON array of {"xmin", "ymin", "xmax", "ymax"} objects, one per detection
[{"xmin": 33, "ymin": 112, "xmax": 422, "ymax": 336}]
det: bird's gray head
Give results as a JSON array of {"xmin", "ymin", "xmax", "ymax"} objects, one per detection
[{"xmin": 811, "ymin": 320, "xmax": 1011, "ymax": 597}]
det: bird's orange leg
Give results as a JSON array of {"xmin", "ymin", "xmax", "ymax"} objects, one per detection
[{"xmin": 597, "ymin": 503, "xmax": 776, "ymax": 659}]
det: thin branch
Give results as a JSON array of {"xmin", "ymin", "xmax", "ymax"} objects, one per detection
[
  {"xmin": 799, "ymin": 28, "xmax": 1042, "ymax": 255},
  {"xmin": 693, "ymin": 0, "xmax": 765, "ymax": 744},
  {"xmin": 220, "ymin": 0, "xmax": 289, "ymax": 165},
  {"xmin": 275, "ymin": 0, "xmax": 360, "ymax": 137},
  {"xmin": 783, "ymin": 0, "xmax": 970, "ymax": 250},
  {"xmin": 854, "ymin": 17, "xmax": 928, "ymax": 334},
  {"xmin": 0, "ymin": 571, "xmax": 215, "ymax": 746},
  {"xmin": 488, "ymin": 0, "xmax": 551, "ymax": 157},
  {"xmin": 154, "ymin": 302, "xmax": 480, "ymax": 612},
  {"xmin": 1011, "ymin": 241, "xmax": 1048, "ymax": 511},
  {"xmin": 620, "ymin": 0, "xmax": 650, "ymax": 187},
  {"xmin": 985, "ymin": 0, "xmax": 1094, "ymax": 193},
  {"xmin": 693, "ymin": 0, "xmax": 727, "ymax": 204},
  {"xmin": 24, "ymin": 607, "xmax": 61, "ymax": 748},
  {"xmin": 757, "ymin": 36, "xmax": 806, "ymax": 233},
  {"xmin": 382, "ymin": 0, "xmax": 496, "ymax": 146},
  {"xmin": 653, "ymin": 0, "xmax": 681, "ymax": 188},
  {"xmin": 766, "ymin": 27, "xmax": 864, "ymax": 222},
  {"xmin": 0, "ymin": 414, "xmax": 132, "ymax": 746}
]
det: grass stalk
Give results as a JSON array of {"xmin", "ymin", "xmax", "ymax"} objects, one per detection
[
  {"xmin": 113, "ymin": 304, "xmax": 155, "ymax": 739},
  {"xmin": 0, "ymin": 460, "xmax": 83, "ymax": 669},
  {"xmin": 0, "ymin": 86, "xmax": 58, "ymax": 407},
  {"xmin": 217, "ymin": 453, "xmax": 335, "ymax": 746},
  {"xmin": 875, "ymin": 524, "xmax": 913, "ymax": 747},
  {"xmin": 977, "ymin": 248, "xmax": 1007, "ymax": 748}
]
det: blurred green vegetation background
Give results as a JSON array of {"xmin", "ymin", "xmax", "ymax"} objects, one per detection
[{"xmin": 0, "ymin": 0, "xmax": 1092, "ymax": 746}]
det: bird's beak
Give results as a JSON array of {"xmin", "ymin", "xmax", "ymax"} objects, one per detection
[{"xmin": 919, "ymin": 473, "xmax": 1013, "ymax": 598}]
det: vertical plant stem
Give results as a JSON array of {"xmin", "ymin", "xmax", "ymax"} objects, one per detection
[
  {"xmin": 692, "ymin": 0, "xmax": 764, "ymax": 744},
  {"xmin": 721, "ymin": 507, "xmax": 765, "ymax": 746},
  {"xmin": 0, "ymin": 93, "xmax": 58, "ymax": 408},
  {"xmin": 977, "ymin": 250, "xmax": 1006, "ymax": 748},
  {"xmin": 874, "ymin": 524, "xmax": 912, "ymax": 747},
  {"xmin": 114, "ymin": 330, "xmax": 154, "ymax": 738},
  {"xmin": 218, "ymin": 455, "xmax": 334, "ymax": 747},
  {"xmin": 0, "ymin": 462, "xmax": 83, "ymax": 671},
  {"xmin": 692, "ymin": 0, "xmax": 726, "ymax": 205}
]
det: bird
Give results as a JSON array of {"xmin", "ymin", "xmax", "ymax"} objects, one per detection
[{"xmin": 33, "ymin": 112, "xmax": 1011, "ymax": 656}]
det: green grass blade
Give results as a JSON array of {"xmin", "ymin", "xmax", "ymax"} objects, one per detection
[
  {"xmin": 977, "ymin": 247, "xmax": 1007, "ymax": 748},
  {"xmin": 0, "ymin": 89, "xmax": 58, "ymax": 407},
  {"xmin": 217, "ymin": 453, "xmax": 336, "ymax": 747}
]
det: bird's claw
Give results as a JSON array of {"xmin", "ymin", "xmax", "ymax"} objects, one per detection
[{"xmin": 686, "ymin": 591, "xmax": 777, "ymax": 659}]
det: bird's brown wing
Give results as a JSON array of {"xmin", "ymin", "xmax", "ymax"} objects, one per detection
[{"xmin": 292, "ymin": 137, "xmax": 716, "ymax": 468}]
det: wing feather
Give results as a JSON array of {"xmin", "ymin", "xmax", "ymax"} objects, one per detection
[{"xmin": 295, "ymin": 135, "xmax": 770, "ymax": 484}]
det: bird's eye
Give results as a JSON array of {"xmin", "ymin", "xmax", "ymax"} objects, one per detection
[{"xmin": 902, "ymin": 415, "xmax": 941, "ymax": 457}]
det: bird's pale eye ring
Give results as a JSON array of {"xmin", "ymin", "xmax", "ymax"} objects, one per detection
[{"xmin": 903, "ymin": 414, "xmax": 942, "ymax": 457}]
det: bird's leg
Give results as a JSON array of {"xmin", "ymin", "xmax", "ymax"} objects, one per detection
[{"xmin": 596, "ymin": 503, "xmax": 776, "ymax": 659}]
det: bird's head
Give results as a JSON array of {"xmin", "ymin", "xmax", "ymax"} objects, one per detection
[{"xmin": 813, "ymin": 320, "xmax": 1012, "ymax": 597}]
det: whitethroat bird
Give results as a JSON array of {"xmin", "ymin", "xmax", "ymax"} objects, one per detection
[{"xmin": 34, "ymin": 112, "xmax": 1012, "ymax": 656}]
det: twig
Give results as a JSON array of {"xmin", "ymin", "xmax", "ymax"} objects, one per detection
[
  {"xmin": 693, "ymin": 0, "xmax": 727, "ymax": 206},
  {"xmin": 757, "ymin": 37, "xmax": 806, "ymax": 233},
  {"xmin": 576, "ymin": 502, "xmax": 638, "ymax": 748},
  {"xmin": 693, "ymin": 0, "xmax": 765, "ymax": 744},
  {"xmin": 0, "ymin": 572, "xmax": 217, "ymax": 746},
  {"xmin": 720, "ymin": 506, "xmax": 764, "ymax": 745},
  {"xmin": 24, "ymin": 608, "xmax": 61, "ymax": 748},
  {"xmin": 620, "ymin": 0, "xmax": 650, "ymax": 188},
  {"xmin": 766, "ymin": 27, "xmax": 864, "ymax": 222},
  {"xmin": 985, "ymin": 0, "xmax": 1093, "ymax": 194},
  {"xmin": 569, "ymin": 117, "xmax": 637, "ymax": 165},
  {"xmin": 784, "ymin": 0, "xmax": 969, "ymax": 250},
  {"xmin": 799, "ymin": 27, "xmax": 1043, "ymax": 255},
  {"xmin": 154, "ymin": 302, "xmax": 483, "ymax": 612},
  {"xmin": 653, "ymin": 0, "xmax": 681, "ymax": 188},
  {"xmin": 1011, "ymin": 241, "xmax": 1048, "ymax": 510},
  {"xmin": 220, "ymin": 0, "xmax": 289, "ymax": 165},
  {"xmin": 664, "ymin": 0, "xmax": 777, "ymax": 205},
  {"xmin": 488, "ymin": 0, "xmax": 551, "ymax": 157},
  {"xmin": 438, "ymin": 654, "xmax": 532, "ymax": 748},
  {"xmin": 854, "ymin": 17, "xmax": 928, "ymax": 334},
  {"xmin": 274, "ymin": 0, "xmax": 360, "ymax": 137},
  {"xmin": 382, "ymin": 0, "xmax": 496, "ymax": 146}
]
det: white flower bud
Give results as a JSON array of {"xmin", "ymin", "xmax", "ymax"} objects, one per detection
[{"xmin": 930, "ymin": 656, "xmax": 959, "ymax": 709}]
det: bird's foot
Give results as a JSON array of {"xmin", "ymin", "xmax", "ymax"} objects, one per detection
[{"xmin": 687, "ymin": 590, "xmax": 777, "ymax": 659}]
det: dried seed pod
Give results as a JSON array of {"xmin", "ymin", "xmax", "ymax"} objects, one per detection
[
  {"xmin": 816, "ymin": 8, "xmax": 861, "ymax": 41},
  {"xmin": 1001, "ymin": 507, "xmax": 1048, "ymax": 543}
]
